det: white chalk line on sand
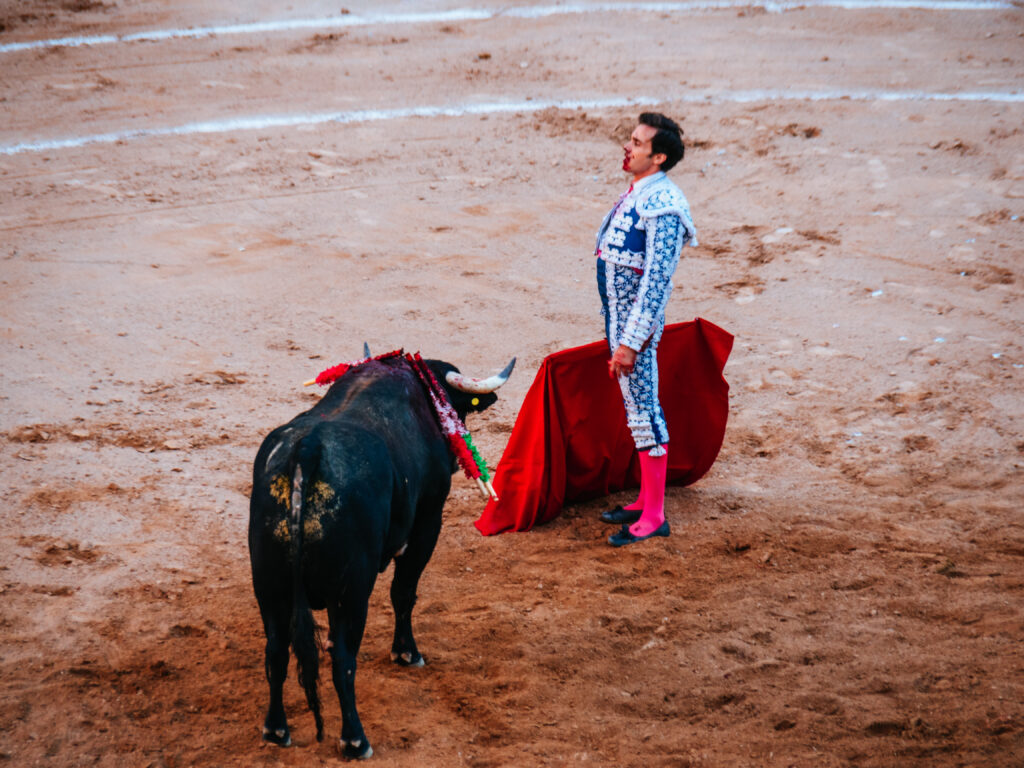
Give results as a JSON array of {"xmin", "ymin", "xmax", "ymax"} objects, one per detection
[
  {"xmin": 3, "ymin": 90, "xmax": 1022, "ymax": 156},
  {"xmin": 0, "ymin": 1, "xmax": 1015, "ymax": 54}
]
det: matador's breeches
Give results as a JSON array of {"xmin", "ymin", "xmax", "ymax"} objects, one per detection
[{"xmin": 597, "ymin": 259, "xmax": 669, "ymax": 453}]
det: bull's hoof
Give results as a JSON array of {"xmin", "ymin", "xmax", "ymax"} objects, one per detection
[
  {"xmin": 390, "ymin": 650, "xmax": 425, "ymax": 667},
  {"xmin": 262, "ymin": 726, "xmax": 292, "ymax": 747},
  {"xmin": 340, "ymin": 738, "xmax": 373, "ymax": 760}
]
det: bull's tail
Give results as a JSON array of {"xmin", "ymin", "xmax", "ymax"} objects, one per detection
[{"xmin": 289, "ymin": 439, "xmax": 325, "ymax": 742}]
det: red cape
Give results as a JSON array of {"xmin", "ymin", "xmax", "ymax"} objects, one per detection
[{"xmin": 474, "ymin": 318, "xmax": 733, "ymax": 535}]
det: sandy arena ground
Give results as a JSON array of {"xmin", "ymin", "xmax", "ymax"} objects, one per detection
[{"xmin": 1, "ymin": 1, "xmax": 1023, "ymax": 766}]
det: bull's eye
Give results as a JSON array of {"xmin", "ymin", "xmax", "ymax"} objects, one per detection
[{"xmin": 471, "ymin": 397, "xmax": 480, "ymax": 407}]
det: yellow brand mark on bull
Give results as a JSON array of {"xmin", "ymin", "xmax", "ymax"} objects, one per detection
[
  {"xmin": 273, "ymin": 518, "xmax": 290, "ymax": 545},
  {"xmin": 310, "ymin": 480, "xmax": 336, "ymax": 508},
  {"xmin": 271, "ymin": 479, "xmax": 336, "ymax": 544},
  {"xmin": 302, "ymin": 481, "xmax": 337, "ymax": 541},
  {"xmin": 303, "ymin": 517, "xmax": 323, "ymax": 541},
  {"xmin": 269, "ymin": 475, "xmax": 291, "ymax": 509}
]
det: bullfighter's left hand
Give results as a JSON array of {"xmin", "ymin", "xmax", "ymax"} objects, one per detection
[{"xmin": 609, "ymin": 344, "xmax": 638, "ymax": 378}]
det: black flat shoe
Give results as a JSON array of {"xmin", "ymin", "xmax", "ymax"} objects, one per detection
[
  {"xmin": 600, "ymin": 505, "xmax": 642, "ymax": 524},
  {"xmin": 608, "ymin": 520, "xmax": 670, "ymax": 547}
]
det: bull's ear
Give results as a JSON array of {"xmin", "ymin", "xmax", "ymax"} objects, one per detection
[
  {"xmin": 442, "ymin": 386, "xmax": 497, "ymax": 418},
  {"xmin": 463, "ymin": 391, "xmax": 498, "ymax": 413},
  {"xmin": 427, "ymin": 360, "xmax": 499, "ymax": 416}
]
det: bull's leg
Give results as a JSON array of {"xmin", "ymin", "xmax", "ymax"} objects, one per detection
[
  {"xmin": 327, "ymin": 602, "xmax": 372, "ymax": 759},
  {"xmin": 260, "ymin": 602, "xmax": 292, "ymax": 746},
  {"xmin": 389, "ymin": 507, "xmax": 443, "ymax": 667}
]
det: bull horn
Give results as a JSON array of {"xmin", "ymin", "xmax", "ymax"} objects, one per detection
[
  {"xmin": 445, "ymin": 357, "xmax": 516, "ymax": 394},
  {"xmin": 363, "ymin": 342, "xmax": 371, "ymax": 358}
]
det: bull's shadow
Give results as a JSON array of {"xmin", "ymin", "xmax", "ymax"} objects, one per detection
[{"xmin": 248, "ymin": 347, "xmax": 513, "ymax": 759}]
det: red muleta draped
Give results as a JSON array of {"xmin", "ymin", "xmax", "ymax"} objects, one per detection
[{"xmin": 474, "ymin": 318, "xmax": 733, "ymax": 535}]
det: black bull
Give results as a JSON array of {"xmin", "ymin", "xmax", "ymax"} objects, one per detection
[{"xmin": 248, "ymin": 353, "xmax": 513, "ymax": 759}]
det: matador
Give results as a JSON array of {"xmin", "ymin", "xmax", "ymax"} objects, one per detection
[{"xmin": 595, "ymin": 112, "xmax": 697, "ymax": 547}]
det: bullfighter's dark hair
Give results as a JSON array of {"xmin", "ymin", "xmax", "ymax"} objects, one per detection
[{"xmin": 639, "ymin": 112, "xmax": 685, "ymax": 172}]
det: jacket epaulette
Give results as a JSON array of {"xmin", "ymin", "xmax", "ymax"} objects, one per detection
[{"xmin": 634, "ymin": 175, "xmax": 698, "ymax": 247}]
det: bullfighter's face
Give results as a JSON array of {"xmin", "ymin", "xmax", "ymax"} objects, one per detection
[{"xmin": 622, "ymin": 123, "xmax": 665, "ymax": 181}]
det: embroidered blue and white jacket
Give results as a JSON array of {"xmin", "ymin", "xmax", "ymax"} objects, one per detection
[{"xmin": 595, "ymin": 171, "xmax": 697, "ymax": 351}]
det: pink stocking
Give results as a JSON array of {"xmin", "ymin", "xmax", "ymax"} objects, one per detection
[
  {"xmin": 623, "ymin": 458, "xmax": 647, "ymax": 511},
  {"xmin": 629, "ymin": 448, "xmax": 667, "ymax": 537}
]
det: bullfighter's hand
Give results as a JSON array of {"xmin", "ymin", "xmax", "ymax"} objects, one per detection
[{"xmin": 609, "ymin": 344, "xmax": 638, "ymax": 378}]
